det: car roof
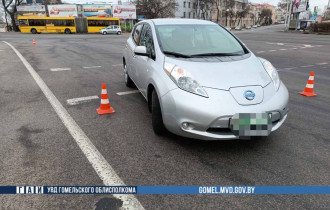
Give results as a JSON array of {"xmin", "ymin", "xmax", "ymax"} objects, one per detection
[{"xmin": 145, "ymin": 18, "xmax": 217, "ymax": 26}]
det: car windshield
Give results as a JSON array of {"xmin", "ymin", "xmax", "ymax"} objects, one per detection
[{"xmin": 156, "ymin": 24, "xmax": 246, "ymax": 57}]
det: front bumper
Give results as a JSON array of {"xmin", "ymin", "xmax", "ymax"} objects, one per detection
[{"xmin": 160, "ymin": 82, "xmax": 289, "ymax": 140}]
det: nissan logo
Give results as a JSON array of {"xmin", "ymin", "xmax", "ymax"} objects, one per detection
[{"xmin": 244, "ymin": 90, "xmax": 255, "ymax": 100}]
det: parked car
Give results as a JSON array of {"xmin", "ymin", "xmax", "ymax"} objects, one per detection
[
  {"xmin": 235, "ymin": 26, "xmax": 242, "ymax": 30},
  {"xmin": 225, "ymin": 27, "xmax": 231, "ymax": 31},
  {"xmin": 246, "ymin": 26, "xmax": 251, "ymax": 29},
  {"xmin": 100, "ymin": 25, "xmax": 122, "ymax": 35},
  {"xmin": 123, "ymin": 19, "xmax": 289, "ymax": 140},
  {"xmin": 252, "ymin": 25, "xmax": 258, "ymax": 28}
]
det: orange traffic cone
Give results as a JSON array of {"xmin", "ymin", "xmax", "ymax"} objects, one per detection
[
  {"xmin": 97, "ymin": 83, "xmax": 115, "ymax": 115},
  {"xmin": 33, "ymin": 38, "xmax": 36, "ymax": 46},
  {"xmin": 299, "ymin": 71, "xmax": 317, "ymax": 97}
]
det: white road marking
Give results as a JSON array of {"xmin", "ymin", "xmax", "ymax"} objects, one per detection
[
  {"xmin": 50, "ymin": 68, "xmax": 71, "ymax": 72},
  {"xmin": 284, "ymin": 67, "xmax": 297, "ymax": 70},
  {"xmin": 316, "ymin": 62, "xmax": 328, "ymax": 65},
  {"xmin": 256, "ymin": 51, "xmax": 265, "ymax": 53},
  {"xmin": 269, "ymin": 50, "xmax": 277, "ymax": 52},
  {"xmin": 304, "ymin": 45, "xmax": 312, "ymax": 47},
  {"xmin": 277, "ymin": 43, "xmax": 284, "ymax": 45},
  {"xmin": 67, "ymin": 96, "xmax": 99, "ymax": 106},
  {"xmin": 301, "ymin": 65, "xmax": 314, "ymax": 68},
  {"xmin": 117, "ymin": 90, "xmax": 140, "ymax": 95},
  {"xmin": 300, "ymin": 47, "xmax": 307, "ymax": 49},
  {"xmin": 291, "ymin": 48, "xmax": 298, "ymax": 50},
  {"xmin": 3, "ymin": 41, "xmax": 144, "ymax": 210},
  {"xmin": 112, "ymin": 64, "xmax": 122, "ymax": 67},
  {"xmin": 83, "ymin": 66, "xmax": 102, "ymax": 69},
  {"xmin": 279, "ymin": 49, "xmax": 288, "ymax": 51}
]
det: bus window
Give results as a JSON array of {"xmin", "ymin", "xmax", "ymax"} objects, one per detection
[
  {"xmin": 65, "ymin": 20, "xmax": 74, "ymax": 26},
  {"xmin": 29, "ymin": 19, "xmax": 46, "ymax": 26},
  {"xmin": 19, "ymin": 19, "xmax": 28, "ymax": 26},
  {"xmin": 88, "ymin": 20, "xmax": 119, "ymax": 27},
  {"xmin": 45, "ymin": 19, "xmax": 74, "ymax": 27}
]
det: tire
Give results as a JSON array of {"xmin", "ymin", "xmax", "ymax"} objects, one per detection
[
  {"xmin": 103, "ymin": 31, "xmax": 107, "ymax": 35},
  {"xmin": 117, "ymin": 31, "xmax": 122, "ymax": 35},
  {"xmin": 152, "ymin": 90, "xmax": 167, "ymax": 135},
  {"xmin": 65, "ymin": 29, "xmax": 71, "ymax": 34},
  {"xmin": 31, "ymin": 29, "xmax": 37, "ymax": 34},
  {"xmin": 124, "ymin": 64, "xmax": 134, "ymax": 88}
]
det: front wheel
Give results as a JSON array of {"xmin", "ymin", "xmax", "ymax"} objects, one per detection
[
  {"xmin": 103, "ymin": 31, "xmax": 107, "ymax": 35},
  {"xmin": 31, "ymin": 28, "xmax": 37, "ymax": 34},
  {"xmin": 124, "ymin": 64, "xmax": 134, "ymax": 88},
  {"xmin": 65, "ymin": 29, "xmax": 71, "ymax": 34},
  {"xmin": 117, "ymin": 31, "xmax": 122, "ymax": 35},
  {"xmin": 152, "ymin": 90, "xmax": 167, "ymax": 135}
]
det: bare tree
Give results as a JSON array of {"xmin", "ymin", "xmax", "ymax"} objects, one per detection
[
  {"xmin": 134, "ymin": 0, "xmax": 178, "ymax": 19},
  {"xmin": 1, "ymin": 0, "xmax": 24, "ymax": 31},
  {"xmin": 260, "ymin": 8, "xmax": 273, "ymax": 25},
  {"xmin": 195, "ymin": 0, "xmax": 213, "ymax": 20},
  {"xmin": 324, "ymin": 8, "xmax": 330, "ymax": 21},
  {"xmin": 223, "ymin": 0, "xmax": 235, "ymax": 26}
]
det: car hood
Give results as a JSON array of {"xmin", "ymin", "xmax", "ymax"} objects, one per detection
[{"xmin": 164, "ymin": 55, "xmax": 272, "ymax": 90}]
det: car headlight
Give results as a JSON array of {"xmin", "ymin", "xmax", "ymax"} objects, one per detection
[
  {"xmin": 262, "ymin": 60, "xmax": 280, "ymax": 91},
  {"xmin": 164, "ymin": 62, "xmax": 208, "ymax": 97}
]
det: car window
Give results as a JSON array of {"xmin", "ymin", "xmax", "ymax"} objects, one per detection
[
  {"xmin": 133, "ymin": 24, "xmax": 143, "ymax": 45},
  {"xmin": 139, "ymin": 23, "xmax": 156, "ymax": 59},
  {"xmin": 156, "ymin": 24, "xmax": 245, "ymax": 56}
]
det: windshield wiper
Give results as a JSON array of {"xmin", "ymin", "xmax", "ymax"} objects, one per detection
[
  {"xmin": 163, "ymin": 51, "xmax": 191, "ymax": 58},
  {"xmin": 190, "ymin": 53, "xmax": 243, "ymax": 57}
]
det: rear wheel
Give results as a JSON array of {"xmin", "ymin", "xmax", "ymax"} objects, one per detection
[
  {"xmin": 31, "ymin": 28, "xmax": 37, "ymax": 34},
  {"xmin": 124, "ymin": 64, "xmax": 134, "ymax": 88},
  {"xmin": 65, "ymin": 29, "xmax": 71, "ymax": 34},
  {"xmin": 152, "ymin": 90, "xmax": 167, "ymax": 135},
  {"xmin": 103, "ymin": 31, "xmax": 107, "ymax": 35}
]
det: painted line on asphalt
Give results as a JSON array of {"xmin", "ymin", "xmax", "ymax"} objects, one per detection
[
  {"xmin": 117, "ymin": 90, "xmax": 140, "ymax": 95},
  {"xmin": 112, "ymin": 64, "xmax": 122, "ymax": 67},
  {"xmin": 256, "ymin": 51, "xmax": 265, "ymax": 53},
  {"xmin": 269, "ymin": 50, "xmax": 276, "ymax": 52},
  {"xmin": 279, "ymin": 49, "xmax": 288, "ymax": 51},
  {"xmin": 316, "ymin": 62, "xmax": 328, "ymax": 65},
  {"xmin": 83, "ymin": 66, "xmax": 102, "ymax": 69},
  {"xmin": 67, "ymin": 96, "xmax": 99, "ymax": 106},
  {"xmin": 301, "ymin": 65, "xmax": 314, "ymax": 68},
  {"xmin": 291, "ymin": 48, "xmax": 298, "ymax": 50},
  {"xmin": 50, "ymin": 67, "xmax": 71, "ymax": 72},
  {"xmin": 283, "ymin": 67, "xmax": 297, "ymax": 70},
  {"xmin": 3, "ymin": 41, "xmax": 144, "ymax": 210}
]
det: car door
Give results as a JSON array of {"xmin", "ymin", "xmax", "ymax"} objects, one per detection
[
  {"xmin": 127, "ymin": 23, "xmax": 144, "ymax": 86},
  {"xmin": 134, "ymin": 23, "xmax": 156, "ymax": 96},
  {"xmin": 106, "ymin": 26, "xmax": 113, "ymax": 33},
  {"xmin": 113, "ymin": 25, "xmax": 119, "ymax": 33}
]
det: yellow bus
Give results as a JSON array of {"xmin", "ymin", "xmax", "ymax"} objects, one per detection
[
  {"xmin": 86, "ymin": 17, "xmax": 120, "ymax": 33},
  {"xmin": 18, "ymin": 16, "xmax": 76, "ymax": 34}
]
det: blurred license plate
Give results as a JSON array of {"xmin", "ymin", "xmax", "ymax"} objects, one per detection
[{"xmin": 230, "ymin": 113, "xmax": 272, "ymax": 136}]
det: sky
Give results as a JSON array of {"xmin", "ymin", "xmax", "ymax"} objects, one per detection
[{"xmin": 250, "ymin": 0, "xmax": 329, "ymax": 12}]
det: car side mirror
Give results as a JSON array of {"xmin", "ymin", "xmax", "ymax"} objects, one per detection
[{"xmin": 134, "ymin": 46, "xmax": 149, "ymax": 57}]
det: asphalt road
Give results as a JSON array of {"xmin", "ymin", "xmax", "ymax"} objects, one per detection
[{"xmin": 0, "ymin": 24, "xmax": 329, "ymax": 209}]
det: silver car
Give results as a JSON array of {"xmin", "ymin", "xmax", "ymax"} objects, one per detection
[
  {"xmin": 123, "ymin": 19, "xmax": 289, "ymax": 140},
  {"xmin": 100, "ymin": 25, "xmax": 122, "ymax": 35}
]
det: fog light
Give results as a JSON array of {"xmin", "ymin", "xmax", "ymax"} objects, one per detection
[{"xmin": 182, "ymin": 122, "xmax": 189, "ymax": 129}]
